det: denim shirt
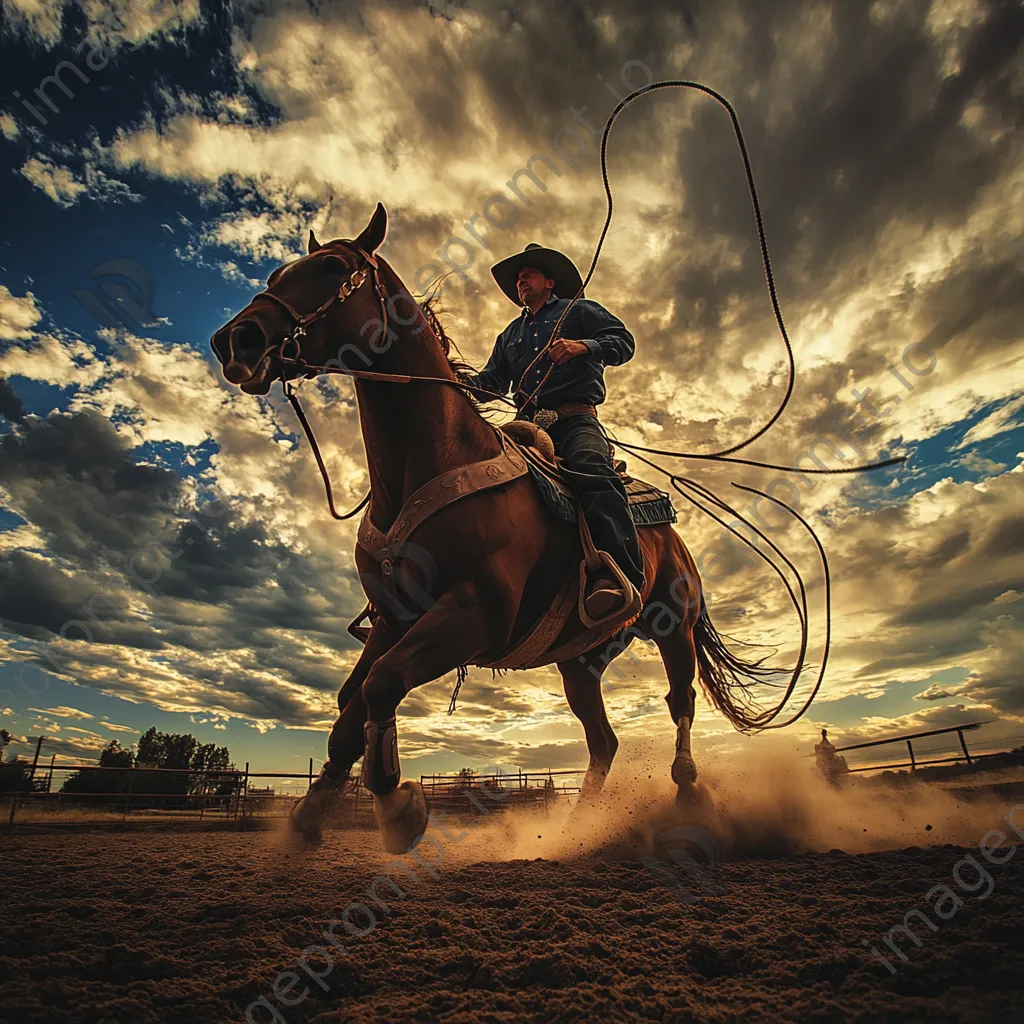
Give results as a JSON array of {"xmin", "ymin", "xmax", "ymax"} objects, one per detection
[{"xmin": 469, "ymin": 295, "xmax": 635, "ymax": 408}]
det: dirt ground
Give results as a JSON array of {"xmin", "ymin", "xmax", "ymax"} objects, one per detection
[{"xmin": 3, "ymin": 772, "xmax": 1024, "ymax": 1024}]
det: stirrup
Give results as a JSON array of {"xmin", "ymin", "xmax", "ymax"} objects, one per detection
[{"xmin": 579, "ymin": 551, "xmax": 642, "ymax": 630}]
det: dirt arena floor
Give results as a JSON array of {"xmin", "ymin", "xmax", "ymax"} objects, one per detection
[{"xmin": 3, "ymin": 764, "xmax": 1024, "ymax": 1023}]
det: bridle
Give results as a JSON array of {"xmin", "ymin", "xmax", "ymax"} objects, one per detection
[
  {"xmin": 238, "ymin": 244, "xmax": 390, "ymax": 520},
  {"xmin": 245, "ymin": 245, "xmax": 389, "ymax": 385},
  {"xmin": 237, "ymin": 242, "xmax": 516, "ymax": 521}
]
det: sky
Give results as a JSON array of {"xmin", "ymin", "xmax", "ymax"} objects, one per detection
[{"xmin": 0, "ymin": 0, "xmax": 1022, "ymax": 785}]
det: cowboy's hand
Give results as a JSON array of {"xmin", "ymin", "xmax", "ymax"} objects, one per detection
[{"xmin": 549, "ymin": 338, "xmax": 591, "ymax": 365}]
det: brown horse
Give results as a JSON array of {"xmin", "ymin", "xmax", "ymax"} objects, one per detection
[{"xmin": 211, "ymin": 204, "xmax": 764, "ymax": 853}]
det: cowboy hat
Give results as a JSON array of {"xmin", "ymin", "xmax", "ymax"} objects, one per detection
[{"xmin": 490, "ymin": 243, "xmax": 584, "ymax": 305}]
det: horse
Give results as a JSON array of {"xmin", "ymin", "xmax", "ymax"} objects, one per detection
[{"xmin": 210, "ymin": 203, "xmax": 768, "ymax": 853}]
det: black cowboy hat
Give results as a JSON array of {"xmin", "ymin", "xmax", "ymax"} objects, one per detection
[{"xmin": 490, "ymin": 243, "xmax": 584, "ymax": 305}]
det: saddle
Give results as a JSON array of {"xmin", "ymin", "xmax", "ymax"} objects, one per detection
[{"xmin": 349, "ymin": 423, "xmax": 677, "ymax": 672}]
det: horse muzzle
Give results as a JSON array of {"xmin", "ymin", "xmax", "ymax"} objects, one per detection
[{"xmin": 211, "ymin": 318, "xmax": 278, "ymax": 393}]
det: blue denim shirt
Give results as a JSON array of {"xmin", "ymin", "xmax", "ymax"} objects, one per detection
[{"xmin": 469, "ymin": 295, "xmax": 635, "ymax": 408}]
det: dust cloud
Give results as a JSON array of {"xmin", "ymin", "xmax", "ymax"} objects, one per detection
[{"xmin": 442, "ymin": 744, "xmax": 1018, "ymax": 866}]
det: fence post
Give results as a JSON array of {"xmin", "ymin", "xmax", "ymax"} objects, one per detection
[
  {"xmin": 123, "ymin": 768, "xmax": 135, "ymax": 823},
  {"xmin": 308, "ymin": 757, "xmax": 314, "ymax": 792},
  {"xmin": 7, "ymin": 792, "xmax": 17, "ymax": 829},
  {"xmin": 30, "ymin": 735, "xmax": 44, "ymax": 784},
  {"xmin": 242, "ymin": 762, "xmax": 250, "ymax": 824},
  {"xmin": 957, "ymin": 728, "xmax": 973, "ymax": 765},
  {"xmin": 906, "ymin": 739, "xmax": 916, "ymax": 772}
]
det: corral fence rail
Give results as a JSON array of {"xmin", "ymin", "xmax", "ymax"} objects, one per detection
[
  {"xmin": 2, "ymin": 756, "xmax": 586, "ymax": 828},
  {"xmin": 828, "ymin": 721, "xmax": 1021, "ymax": 775}
]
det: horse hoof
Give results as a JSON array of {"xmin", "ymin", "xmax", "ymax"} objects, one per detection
[
  {"xmin": 674, "ymin": 779, "xmax": 715, "ymax": 820},
  {"xmin": 288, "ymin": 794, "xmax": 325, "ymax": 846},
  {"xmin": 671, "ymin": 752, "xmax": 698, "ymax": 787},
  {"xmin": 288, "ymin": 770, "xmax": 347, "ymax": 845},
  {"xmin": 373, "ymin": 780, "xmax": 429, "ymax": 855}
]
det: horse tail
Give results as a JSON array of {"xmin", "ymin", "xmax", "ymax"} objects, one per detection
[{"xmin": 691, "ymin": 598, "xmax": 780, "ymax": 733}]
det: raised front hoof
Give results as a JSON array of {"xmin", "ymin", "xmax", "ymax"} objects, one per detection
[
  {"xmin": 671, "ymin": 751, "xmax": 698, "ymax": 787},
  {"xmin": 373, "ymin": 780, "xmax": 429, "ymax": 855}
]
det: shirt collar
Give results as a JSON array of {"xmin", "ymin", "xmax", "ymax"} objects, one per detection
[{"xmin": 521, "ymin": 294, "xmax": 561, "ymax": 318}]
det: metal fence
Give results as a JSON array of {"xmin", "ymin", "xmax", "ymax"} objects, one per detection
[
  {"xmin": 832, "ymin": 721, "xmax": 1001, "ymax": 774},
  {"xmin": 2, "ymin": 759, "xmax": 584, "ymax": 829}
]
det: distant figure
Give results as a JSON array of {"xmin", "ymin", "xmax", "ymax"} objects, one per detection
[
  {"xmin": 0, "ymin": 729, "xmax": 10, "ymax": 763},
  {"xmin": 815, "ymin": 728, "xmax": 849, "ymax": 786}
]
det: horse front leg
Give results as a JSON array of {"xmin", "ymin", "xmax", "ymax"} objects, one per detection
[
  {"xmin": 289, "ymin": 622, "xmax": 399, "ymax": 843},
  {"xmin": 360, "ymin": 584, "xmax": 490, "ymax": 854}
]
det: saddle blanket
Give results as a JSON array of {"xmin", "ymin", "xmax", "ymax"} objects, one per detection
[{"xmin": 526, "ymin": 463, "xmax": 678, "ymax": 528}]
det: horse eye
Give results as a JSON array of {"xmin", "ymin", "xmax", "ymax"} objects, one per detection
[{"xmin": 323, "ymin": 255, "xmax": 350, "ymax": 272}]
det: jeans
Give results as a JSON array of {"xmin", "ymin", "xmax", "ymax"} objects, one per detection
[{"xmin": 546, "ymin": 413, "xmax": 645, "ymax": 592}]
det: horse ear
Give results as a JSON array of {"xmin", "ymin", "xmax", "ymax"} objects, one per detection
[
  {"xmin": 353, "ymin": 202, "xmax": 387, "ymax": 255},
  {"xmin": 308, "ymin": 230, "xmax": 322, "ymax": 254}
]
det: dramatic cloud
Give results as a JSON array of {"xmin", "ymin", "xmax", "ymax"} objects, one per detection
[
  {"xmin": 19, "ymin": 157, "xmax": 87, "ymax": 207},
  {"xmin": 19, "ymin": 157, "xmax": 144, "ymax": 207},
  {"xmin": 1, "ymin": 0, "xmax": 1021, "ymax": 772},
  {"xmin": 0, "ymin": 375, "xmax": 25, "ymax": 422},
  {"xmin": 0, "ymin": 286, "xmax": 42, "ymax": 340},
  {"xmin": 28, "ymin": 705, "xmax": 94, "ymax": 719}
]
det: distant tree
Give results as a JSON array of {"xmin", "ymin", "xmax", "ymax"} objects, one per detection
[
  {"xmin": 0, "ymin": 758, "xmax": 33, "ymax": 795},
  {"xmin": 61, "ymin": 729, "xmax": 234, "ymax": 806},
  {"xmin": 134, "ymin": 727, "xmax": 232, "ymax": 801},
  {"xmin": 189, "ymin": 741, "xmax": 233, "ymax": 796},
  {"xmin": 99, "ymin": 740, "xmax": 134, "ymax": 769},
  {"xmin": 137, "ymin": 726, "xmax": 197, "ymax": 770},
  {"xmin": 61, "ymin": 740, "xmax": 134, "ymax": 797}
]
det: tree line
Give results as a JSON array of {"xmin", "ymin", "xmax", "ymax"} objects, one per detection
[{"xmin": 58, "ymin": 727, "xmax": 236, "ymax": 802}]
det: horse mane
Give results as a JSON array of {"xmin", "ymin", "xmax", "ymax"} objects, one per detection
[{"xmin": 417, "ymin": 293, "xmax": 485, "ymax": 410}]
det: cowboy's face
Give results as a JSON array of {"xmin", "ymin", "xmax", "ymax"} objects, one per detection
[{"xmin": 517, "ymin": 266, "xmax": 555, "ymax": 306}]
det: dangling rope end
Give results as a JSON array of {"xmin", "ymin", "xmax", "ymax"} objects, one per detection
[{"xmin": 447, "ymin": 665, "xmax": 468, "ymax": 715}]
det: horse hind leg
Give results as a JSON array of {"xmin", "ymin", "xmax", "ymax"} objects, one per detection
[
  {"xmin": 557, "ymin": 652, "xmax": 619, "ymax": 802},
  {"xmin": 652, "ymin": 625, "xmax": 699, "ymax": 789}
]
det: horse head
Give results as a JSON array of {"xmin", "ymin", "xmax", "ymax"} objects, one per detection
[{"xmin": 210, "ymin": 203, "xmax": 390, "ymax": 395}]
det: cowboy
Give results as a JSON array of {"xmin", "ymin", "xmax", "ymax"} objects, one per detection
[
  {"xmin": 815, "ymin": 728, "xmax": 849, "ymax": 785},
  {"xmin": 469, "ymin": 243, "xmax": 644, "ymax": 618}
]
